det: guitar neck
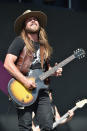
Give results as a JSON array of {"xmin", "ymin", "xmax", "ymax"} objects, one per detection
[
  {"xmin": 53, "ymin": 105, "xmax": 78, "ymax": 129},
  {"xmin": 59, "ymin": 106, "xmax": 77, "ymax": 121},
  {"xmin": 39, "ymin": 54, "xmax": 75, "ymax": 81}
]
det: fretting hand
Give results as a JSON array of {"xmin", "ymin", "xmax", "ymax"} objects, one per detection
[{"xmin": 54, "ymin": 63, "xmax": 63, "ymax": 76}]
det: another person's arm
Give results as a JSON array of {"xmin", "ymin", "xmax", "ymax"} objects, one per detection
[
  {"xmin": 54, "ymin": 106, "xmax": 74, "ymax": 124},
  {"xmin": 32, "ymin": 112, "xmax": 40, "ymax": 131}
]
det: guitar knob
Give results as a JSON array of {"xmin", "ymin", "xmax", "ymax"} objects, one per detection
[
  {"xmin": 26, "ymin": 95, "xmax": 29, "ymax": 99},
  {"xmin": 22, "ymin": 99, "xmax": 24, "ymax": 102}
]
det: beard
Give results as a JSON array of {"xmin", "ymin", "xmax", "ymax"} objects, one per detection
[{"xmin": 25, "ymin": 26, "xmax": 40, "ymax": 34}]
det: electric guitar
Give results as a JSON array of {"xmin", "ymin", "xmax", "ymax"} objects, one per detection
[
  {"xmin": 33, "ymin": 99, "xmax": 87, "ymax": 131},
  {"xmin": 8, "ymin": 48, "xmax": 85, "ymax": 107},
  {"xmin": 53, "ymin": 99, "xmax": 87, "ymax": 129}
]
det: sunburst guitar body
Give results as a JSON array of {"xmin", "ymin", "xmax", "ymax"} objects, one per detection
[{"xmin": 8, "ymin": 69, "xmax": 48, "ymax": 107}]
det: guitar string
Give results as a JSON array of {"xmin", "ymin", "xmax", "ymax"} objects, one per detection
[{"xmin": 39, "ymin": 55, "xmax": 75, "ymax": 81}]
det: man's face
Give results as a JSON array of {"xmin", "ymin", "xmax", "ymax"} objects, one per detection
[{"xmin": 25, "ymin": 17, "xmax": 40, "ymax": 33}]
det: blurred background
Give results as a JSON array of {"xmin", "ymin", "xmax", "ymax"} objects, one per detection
[{"xmin": 0, "ymin": 0, "xmax": 87, "ymax": 131}]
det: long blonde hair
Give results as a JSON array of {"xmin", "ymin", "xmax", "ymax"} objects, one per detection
[{"xmin": 21, "ymin": 27, "xmax": 53, "ymax": 60}]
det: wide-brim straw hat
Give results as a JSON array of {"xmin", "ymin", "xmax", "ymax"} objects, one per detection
[{"xmin": 14, "ymin": 10, "xmax": 47, "ymax": 35}]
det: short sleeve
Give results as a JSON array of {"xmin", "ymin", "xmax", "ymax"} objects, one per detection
[{"xmin": 7, "ymin": 36, "xmax": 25, "ymax": 57}]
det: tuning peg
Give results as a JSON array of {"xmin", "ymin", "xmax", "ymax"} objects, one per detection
[
  {"xmin": 80, "ymin": 56, "xmax": 83, "ymax": 59},
  {"xmin": 74, "ymin": 51, "xmax": 75, "ymax": 54}
]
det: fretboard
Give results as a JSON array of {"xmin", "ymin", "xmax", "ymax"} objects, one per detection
[{"xmin": 39, "ymin": 54, "xmax": 75, "ymax": 81}]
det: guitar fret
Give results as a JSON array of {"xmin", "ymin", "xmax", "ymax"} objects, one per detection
[{"xmin": 39, "ymin": 55, "xmax": 75, "ymax": 80}]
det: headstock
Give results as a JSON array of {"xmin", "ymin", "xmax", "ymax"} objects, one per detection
[
  {"xmin": 76, "ymin": 99, "xmax": 87, "ymax": 108},
  {"xmin": 74, "ymin": 48, "xmax": 86, "ymax": 59}
]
